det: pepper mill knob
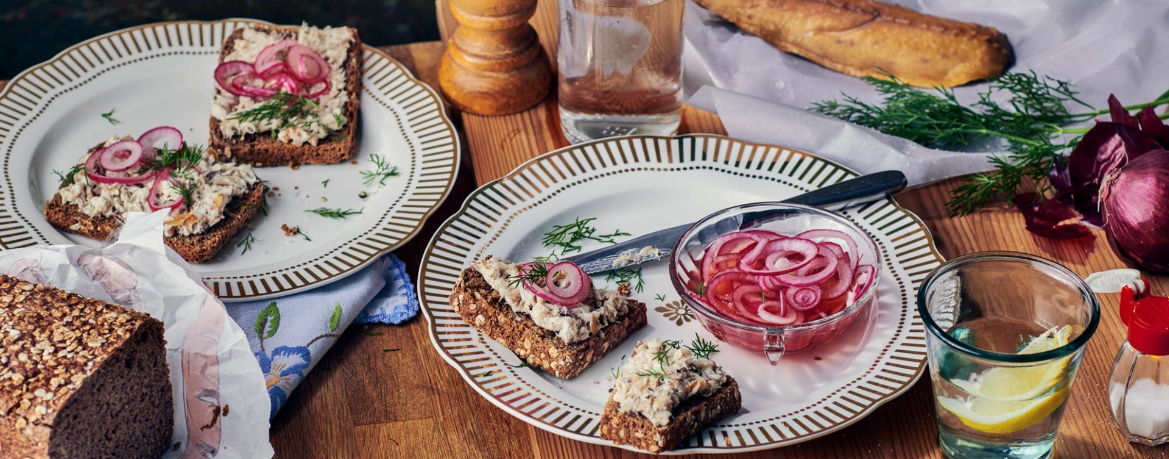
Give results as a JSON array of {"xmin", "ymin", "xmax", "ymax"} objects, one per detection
[{"xmin": 438, "ymin": 0, "xmax": 552, "ymax": 115}]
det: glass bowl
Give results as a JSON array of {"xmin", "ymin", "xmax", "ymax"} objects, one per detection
[{"xmin": 669, "ymin": 202, "xmax": 882, "ymax": 365}]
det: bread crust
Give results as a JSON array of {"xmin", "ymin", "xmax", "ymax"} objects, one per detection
[
  {"xmin": 450, "ymin": 266, "xmax": 647, "ymax": 380},
  {"xmin": 600, "ymin": 378, "xmax": 742, "ymax": 454},
  {"xmin": 44, "ymin": 179, "xmax": 265, "ymax": 264},
  {"xmin": 209, "ymin": 24, "xmax": 362, "ymax": 166},
  {"xmin": 692, "ymin": 0, "xmax": 1013, "ymax": 87}
]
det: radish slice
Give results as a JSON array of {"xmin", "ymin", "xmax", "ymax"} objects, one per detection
[
  {"xmin": 137, "ymin": 126, "xmax": 183, "ymax": 160},
  {"xmin": 98, "ymin": 140, "xmax": 143, "ymax": 172},
  {"xmin": 545, "ymin": 261, "xmax": 592, "ymax": 305}
]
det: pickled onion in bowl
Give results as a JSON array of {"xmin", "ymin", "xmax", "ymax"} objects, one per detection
[{"xmin": 670, "ymin": 203, "xmax": 881, "ymax": 364}]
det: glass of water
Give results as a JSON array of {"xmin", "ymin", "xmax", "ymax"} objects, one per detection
[
  {"xmin": 917, "ymin": 252, "xmax": 1100, "ymax": 459},
  {"xmin": 557, "ymin": 0, "xmax": 684, "ymax": 143}
]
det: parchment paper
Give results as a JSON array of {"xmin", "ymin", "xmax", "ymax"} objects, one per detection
[{"xmin": 0, "ymin": 211, "xmax": 273, "ymax": 459}]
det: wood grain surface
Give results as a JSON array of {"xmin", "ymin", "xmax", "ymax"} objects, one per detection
[{"xmin": 2, "ymin": 6, "xmax": 1163, "ymax": 458}]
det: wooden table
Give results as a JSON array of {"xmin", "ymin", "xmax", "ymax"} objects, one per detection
[{"xmin": 3, "ymin": 5, "xmax": 1163, "ymax": 458}]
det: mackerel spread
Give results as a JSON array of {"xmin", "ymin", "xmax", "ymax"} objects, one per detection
[
  {"xmin": 211, "ymin": 24, "xmax": 353, "ymax": 146},
  {"xmin": 475, "ymin": 256, "xmax": 630, "ymax": 343},
  {"xmin": 610, "ymin": 338, "xmax": 728, "ymax": 426},
  {"xmin": 56, "ymin": 138, "xmax": 259, "ymax": 237}
]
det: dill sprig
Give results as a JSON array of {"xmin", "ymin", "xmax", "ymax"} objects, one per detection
[
  {"xmin": 812, "ymin": 71, "xmax": 1169, "ymax": 214},
  {"xmin": 53, "ymin": 164, "xmax": 87, "ymax": 189},
  {"xmin": 685, "ymin": 334, "xmax": 720, "ymax": 360},
  {"xmin": 321, "ymin": 179, "xmax": 329, "ymax": 187},
  {"xmin": 172, "ymin": 178, "xmax": 199, "ymax": 205},
  {"xmin": 142, "ymin": 143, "xmax": 204, "ymax": 177},
  {"xmin": 611, "ymin": 354, "xmax": 626, "ymax": 379},
  {"xmin": 638, "ymin": 340, "xmax": 682, "ymax": 378},
  {"xmin": 101, "ymin": 108, "xmax": 120, "ymax": 125},
  {"xmin": 361, "ymin": 154, "xmax": 400, "ymax": 187},
  {"xmin": 508, "ymin": 262, "xmax": 549, "ymax": 289},
  {"xmin": 605, "ymin": 267, "xmax": 645, "ymax": 293},
  {"xmin": 542, "ymin": 217, "xmax": 630, "ymax": 255},
  {"xmin": 695, "ymin": 281, "xmax": 707, "ymax": 297},
  {"xmin": 509, "ymin": 361, "xmax": 531, "ymax": 369},
  {"xmin": 305, "ymin": 207, "xmax": 362, "ymax": 219},
  {"xmin": 654, "ymin": 294, "xmax": 667, "ymax": 302},
  {"xmin": 230, "ymin": 92, "xmax": 320, "ymax": 131},
  {"xmin": 236, "ymin": 231, "xmax": 257, "ymax": 255},
  {"xmin": 297, "ymin": 228, "xmax": 311, "ymax": 241}
]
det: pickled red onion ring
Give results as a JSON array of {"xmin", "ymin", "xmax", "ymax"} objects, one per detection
[
  {"xmin": 84, "ymin": 146, "xmax": 155, "ymax": 185},
  {"xmin": 97, "ymin": 140, "xmax": 143, "ymax": 172},
  {"xmin": 287, "ymin": 45, "xmax": 330, "ymax": 83},
  {"xmin": 147, "ymin": 169, "xmax": 183, "ymax": 211},
  {"xmin": 545, "ymin": 261, "xmax": 592, "ymax": 305},
  {"xmin": 137, "ymin": 126, "xmax": 183, "ymax": 160},
  {"xmin": 254, "ymin": 39, "xmax": 300, "ymax": 76}
]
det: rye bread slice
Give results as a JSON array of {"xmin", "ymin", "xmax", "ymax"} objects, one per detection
[
  {"xmin": 600, "ymin": 377, "xmax": 742, "ymax": 454},
  {"xmin": 209, "ymin": 25, "xmax": 362, "ymax": 166},
  {"xmin": 44, "ymin": 173, "xmax": 264, "ymax": 264},
  {"xmin": 450, "ymin": 266, "xmax": 648, "ymax": 380},
  {"xmin": 0, "ymin": 276, "xmax": 173, "ymax": 459}
]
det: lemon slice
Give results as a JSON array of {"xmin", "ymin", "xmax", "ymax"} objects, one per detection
[
  {"xmin": 950, "ymin": 325, "xmax": 1073, "ymax": 402},
  {"xmin": 938, "ymin": 388, "xmax": 1070, "ymax": 434}
]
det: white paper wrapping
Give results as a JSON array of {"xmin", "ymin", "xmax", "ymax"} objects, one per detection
[
  {"xmin": 0, "ymin": 211, "xmax": 273, "ymax": 459},
  {"xmin": 681, "ymin": 0, "xmax": 1169, "ymax": 186}
]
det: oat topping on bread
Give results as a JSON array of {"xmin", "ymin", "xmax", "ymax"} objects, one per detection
[
  {"xmin": 610, "ymin": 338, "xmax": 729, "ymax": 427},
  {"xmin": 475, "ymin": 256, "xmax": 631, "ymax": 343},
  {"xmin": 54, "ymin": 138, "xmax": 258, "ymax": 237},
  {"xmin": 211, "ymin": 24, "xmax": 354, "ymax": 146}
]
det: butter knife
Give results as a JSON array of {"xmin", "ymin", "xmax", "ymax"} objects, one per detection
[{"xmin": 564, "ymin": 170, "xmax": 907, "ymax": 275}]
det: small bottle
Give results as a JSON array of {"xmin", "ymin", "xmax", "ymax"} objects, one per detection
[{"xmin": 1108, "ymin": 280, "xmax": 1169, "ymax": 446}]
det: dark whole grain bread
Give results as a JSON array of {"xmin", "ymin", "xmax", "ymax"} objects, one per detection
[
  {"xmin": 450, "ymin": 266, "xmax": 647, "ymax": 380},
  {"xmin": 209, "ymin": 24, "xmax": 363, "ymax": 166},
  {"xmin": 0, "ymin": 275, "xmax": 173, "ymax": 459},
  {"xmin": 44, "ymin": 165, "xmax": 265, "ymax": 264},
  {"xmin": 600, "ymin": 378, "xmax": 742, "ymax": 454}
]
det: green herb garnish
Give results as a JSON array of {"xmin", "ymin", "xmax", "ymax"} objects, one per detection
[
  {"xmin": 172, "ymin": 178, "xmax": 199, "ymax": 205},
  {"xmin": 654, "ymin": 294, "xmax": 667, "ymax": 302},
  {"xmin": 229, "ymin": 92, "xmax": 320, "ymax": 133},
  {"xmin": 481, "ymin": 371, "xmax": 494, "ymax": 377},
  {"xmin": 333, "ymin": 111, "xmax": 344, "ymax": 127},
  {"xmin": 382, "ymin": 348, "xmax": 400, "ymax": 353},
  {"xmin": 812, "ymin": 71, "xmax": 1169, "ymax": 215},
  {"xmin": 236, "ymin": 231, "xmax": 256, "ymax": 255},
  {"xmin": 509, "ymin": 362, "xmax": 531, "ymax": 369},
  {"xmin": 695, "ymin": 281, "xmax": 707, "ymax": 297},
  {"xmin": 605, "ymin": 267, "xmax": 645, "ymax": 293},
  {"xmin": 611, "ymin": 354, "xmax": 626, "ymax": 379},
  {"xmin": 297, "ymin": 228, "xmax": 311, "ymax": 241},
  {"xmin": 101, "ymin": 108, "xmax": 120, "ymax": 125},
  {"xmin": 361, "ymin": 154, "xmax": 399, "ymax": 187},
  {"xmin": 142, "ymin": 143, "xmax": 204, "ymax": 177},
  {"xmin": 508, "ymin": 262, "xmax": 549, "ymax": 289},
  {"xmin": 685, "ymin": 334, "xmax": 720, "ymax": 360},
  {"xmin": 542, "ymin": 217, "xmax": 630, "ymax": 255},
  {"xmin": 305, "ymin": 207, "xmax": 362, "ymax": 219},
  {"xmin": 636, "ymin": 370, "xmax": 665, "ymax": 378},
  {"xmin": 321, "ymin": 179, "xmax": 330, "ymax": 188},
  {"xmin": 53, "ymin": 164, "xmax": 87, "ymax": 189}
]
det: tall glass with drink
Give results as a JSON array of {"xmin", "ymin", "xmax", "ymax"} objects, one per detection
[
  {"xmin": 557, "ymin": 0, "xmax": 684, "ymax": 143},
  {"xmin": 917, "ymin": 252, "xmax": 1099, "ymax": 459}
]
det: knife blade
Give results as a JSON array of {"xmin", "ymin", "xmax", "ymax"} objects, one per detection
[{"xmin": 564, "ymin": 170, "xmax": 907, "ymax": 275}]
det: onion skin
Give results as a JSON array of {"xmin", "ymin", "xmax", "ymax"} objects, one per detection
[{"xmin": 1101, "ymin": 149, "xmax": 1169, "ymax": 273}]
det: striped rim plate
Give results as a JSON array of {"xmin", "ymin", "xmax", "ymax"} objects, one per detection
[
  {"xmin": 0, "ymin": 19, "xmax": 459, "ymax": 301},
  {"xmin": 418, "ymin": 135, "xmax": 942, "ymax": 453}
]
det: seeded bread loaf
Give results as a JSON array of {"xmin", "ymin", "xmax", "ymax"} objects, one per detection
[
  {"xmin": 0, "ymin": 276, "xmax": 173, "ymax": 459},
  {"xmin": 43, "ymin": 143, "xmax": 265, "ymax": 264},
  {"xmin": 600, "ymin": 378, "xmax": 742, "ymax": 453},
  {"xmin": 209, "ymin": 24, "xmax": 362, "ymax": 166},
  {"xmin": 450, "ymin": 266, "xmax": 647, "ymax": 380}
]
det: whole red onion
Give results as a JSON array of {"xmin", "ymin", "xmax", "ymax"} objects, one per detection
[{"xmin": 1101, "ymin": 149, "xmax": 1169, "ymax": 273}]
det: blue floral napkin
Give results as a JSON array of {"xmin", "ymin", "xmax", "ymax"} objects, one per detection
[{"xmin": 224, "ymin": 254, "xmax": 418, "ymax": 418}]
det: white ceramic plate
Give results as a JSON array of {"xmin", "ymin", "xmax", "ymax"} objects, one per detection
[
  {"xmin": 418, "ymin": 135, "xmax": 943, "ymax": 453},
  {"xmin": 0, "ymin": 19, "xmax": 459, "ymax": 301}
]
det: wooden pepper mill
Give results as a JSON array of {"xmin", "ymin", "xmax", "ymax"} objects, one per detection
[{"xmin": 439, "ymin": 0, "xmax": 552, "ymax": 115}]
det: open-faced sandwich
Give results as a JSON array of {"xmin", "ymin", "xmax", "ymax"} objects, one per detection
[
  {"xmin": 0, "ymin": 275, "xmax": 173, "ymax": 459},
  {"xmin": 44, "ymin": 126, "xmax": 263, "ymax": 263},
  {"xmin": 600, "ymin": 337, "xmax": 741, "ymax": 453},
  {"xmin": 210, "ymin": 23, "xmax": 362, "ymax": 166},
  {"xmin": 450, "ymin": 257, "xmax": 647, "ymax": 379}
]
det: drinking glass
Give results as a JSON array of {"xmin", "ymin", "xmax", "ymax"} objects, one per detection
[
  {"xmin": 557, "ymin": 0, "xmax": 684, "ymax": 143},
  {"xmin": 917, "ymin": 252, "xmax": 1100, "ymax": 459}
]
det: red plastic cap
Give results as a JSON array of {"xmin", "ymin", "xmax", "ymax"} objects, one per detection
[{"xmin": 1121, "ymin": 283, "xmax": 1169, "ymax": 356}]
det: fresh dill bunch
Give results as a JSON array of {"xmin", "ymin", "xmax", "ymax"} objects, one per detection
[
  {"xmin": 605, "ymin": 267, "xmax": 645, "ymax": 293},
  {"xmin": 541, "ymin": 217, "xmax": 630, "ymax": 254},
  {"xmin": 811, "ymin": 71, "xmax": 1148, "ymax": 214},
  {"xmin": 54, "ymin": 164, "xmax": 88, "ymax": 189},
  {"xmin": 685, "ymin": 334, "xmax": 720, "ymax": 360},
  {"xmin": 305, "ymin": 207, "xmax": 363, "ymax": 219},
  {"xmin": 361, "ymin": 154, "xmax": 400, "ymax": 187},
  {"xmin": 143, "ymin": 143, "xmax": 204, "ymax": 176},
  {"xmin": 230, "ymin": 92, "xmax": 319, "ymax": 130}
]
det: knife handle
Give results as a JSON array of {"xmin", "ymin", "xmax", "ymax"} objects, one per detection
[{"xmin": 782, "ymin": 170, "xmax": 906, "ymax": 210}]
